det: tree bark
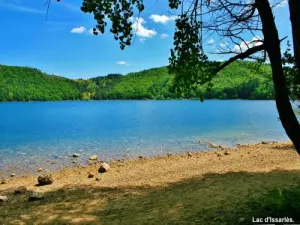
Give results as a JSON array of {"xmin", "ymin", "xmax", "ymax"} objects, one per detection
[
  {"xmin": 289, "ymin": 0, "xmax": 300, "ymax": 69},
  {"xmin": 256, "ymin": 0, "xmax": 300, "ymax": 153}
]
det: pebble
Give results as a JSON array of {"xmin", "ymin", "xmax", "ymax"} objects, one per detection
[
  {"xmin": 10, "ymin": 173, "xmax": 16, "ymax": 177},
  {"xmin": 37, "ymin": 168, "xmax": 43, "ymax": 172},
  {"xmin": 98, "ymin": 162, "xmax": 110, "ymax": 173},
  {"xmin": 224, "ymin": 151, "xmax": 230, "ymax": 155},
  {"xmin": 187, "ymin": 152, "xmax": 192, "ymax": 157},
  {"xmin": 95, "ymin": 177, "xmax": 101, "ymax": 181},
  {"xmin": 0, "ymin": 178, "xmax": 7, "ymax": 184},
  {"xmin": 37, "ymin": 174, "xmax": 53, "ymax": 186},
  {"xmin": 73, "ymin": 153, "xmax": 80, "ymax": 158},
  {"xmin": 138, "ymin": 155, "xmax": 143, "ymax": 159},
  {"xmin": 28, "ymin": 192, "xmax": 44, "ymax": 201},
  {"xmin": 216, "ymin": 153, "xmax": 222, "ymax": 157},
  {"xmin": 15, "ymin": 186, "xmax": 27, "ymax": 194},
  {"xmin": 88, "ymin": 172, "xmax": 94, "ymax": 178},
  {"xmin": 89, "ymin": 155, "xmax": 98, "ymax": 160},
  {"xmin": 0, "ymin": 196, "xmax": 8, "ymax": 202},
  {"xmin": 20, "ymin": 215, "xmax": 31, "ymax": 220}
]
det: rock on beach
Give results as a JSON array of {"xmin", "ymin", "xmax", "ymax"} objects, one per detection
[{"xmin": 98, "ymin": 162, "xmax": 110, "ymax": 173}]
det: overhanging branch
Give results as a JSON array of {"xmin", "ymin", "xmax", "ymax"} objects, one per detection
[{"xmin": 216, "ymin": 44, "xmax": 265, "ymax": 73}]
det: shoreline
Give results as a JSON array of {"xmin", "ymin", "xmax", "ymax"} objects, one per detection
[{"xmin": 1, "ymin": 141, "xmax": 299, "ymax": 194}]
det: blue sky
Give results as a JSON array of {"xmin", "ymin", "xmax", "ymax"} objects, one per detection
[{"xmin": 0, "ymin": 0, "xmax": 291, "ymax": 79}]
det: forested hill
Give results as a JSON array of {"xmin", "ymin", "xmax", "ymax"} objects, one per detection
[
  {"xmin": 0, "ymin": 61, "xmax": 274, "ymax": 101},
  {"xmin": 0, "ymin": 65, "xmax": 86, "ymax": 101}
]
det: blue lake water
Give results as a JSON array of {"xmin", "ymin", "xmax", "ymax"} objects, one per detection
[{"xmin": 0, "ymin": 100, "xmax": 288, "ymax": 176}]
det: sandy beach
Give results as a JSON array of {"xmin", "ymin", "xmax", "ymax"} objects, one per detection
[
  {"xmin": 1, "ymin": 141, "xmax": 300, "ymax": 193},
  {"xmin": 1, "ymin": 141, "xmax": 300, "ymax": 224}
]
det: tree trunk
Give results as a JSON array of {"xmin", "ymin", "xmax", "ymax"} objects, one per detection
[
  {"xmin": 289, "ymin": 0, "xmax": 300, "ymax": 69},
  {"xmin": 256, "ymin": 0, "xmax": 300, "ymax": 153}
]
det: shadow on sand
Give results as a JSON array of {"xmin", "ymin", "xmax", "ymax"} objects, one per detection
[{"xmin": 1, "ymin": 169, "xmax": 300, "ymax": 224}]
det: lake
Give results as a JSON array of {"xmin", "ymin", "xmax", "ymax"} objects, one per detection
[{"xmin": 0, "ymin": 100, "xmax": 288, "ymax": 176}]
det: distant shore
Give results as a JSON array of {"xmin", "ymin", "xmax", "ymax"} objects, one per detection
[{"xmin": 1, "ymin": 141, "xmax": 299, "ymax": 193}]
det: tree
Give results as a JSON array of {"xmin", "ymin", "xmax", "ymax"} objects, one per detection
[
  {"xmin": 54, "ymin": 0, "xmax": 300, "ymax": 153},
  {"xmin": 288, "ymin": 0, "xmax": 300, "ymax": 69}
]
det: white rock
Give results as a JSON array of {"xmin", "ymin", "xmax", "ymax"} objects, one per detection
[
  {"xmin": 98, "ymin": 162, "xmax": 110, "ymax": 173},
  {"xmin": 89, "ymin": 155, "xmax": 98, "ymax": 160},
  {"xmin": 0, "ymin": 196, "xmax": 8, "ymax": 202},
  {"xmin": 73, "ymin": 153, "xmax": 80, "ymax": 157}
]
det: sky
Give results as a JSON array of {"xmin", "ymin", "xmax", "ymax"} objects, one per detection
[{"xmin": 0, "ymin": 0, "xmax": 292, "ymax": 79}]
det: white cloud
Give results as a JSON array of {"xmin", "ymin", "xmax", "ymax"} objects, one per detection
[
  {"xmin": 233, "ymin": 36, "xmax": 263, "ymax": 52},
  {"xmin": 116, "ymin": 61, "xmax": 130, "ymax": 66},
  {"xmin": 132, "ymin": 17, "xmax": 157, "ymax": 38},
  {"xmin": 160, "ymin": 33, "xmax": 169, "ymax": 39},
  {"xmin": 149, "ymin": 14, "xmax": 178, "ymax": 24},
  {"xmin": 71, "ymin": 26, "xmax": 86, "ymax": 34},
  {"xmin": 219, "ymin": 42, "xmax": 228, "ymax": 48},
  {"xmin": 208, "ymin": 39, "xmax": 215, "ymax": 45}
]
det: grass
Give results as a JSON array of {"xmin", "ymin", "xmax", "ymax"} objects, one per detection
[{"xmin": 1, "ymin": 169, "xmax": 300, "ymax": 224}]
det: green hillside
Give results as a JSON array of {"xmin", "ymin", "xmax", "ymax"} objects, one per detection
[
  {"xmin": 0, "ymin": 61, "xmax": 275, "ymax": 102},
  {"xmin": 91, "ymin": 61, "xmax": 274, "ymax": 100},
  {"xmin": 0, "ymin": 65, "xmax": 86, "ymax": 101}
]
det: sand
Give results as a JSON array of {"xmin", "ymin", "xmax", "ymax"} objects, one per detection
[{"xmin": 1, "ymin": 141, "xmax": 300, "ymax": 194}]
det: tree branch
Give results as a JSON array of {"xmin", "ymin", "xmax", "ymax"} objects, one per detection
[{"xmin": 216, "ymin": 43, "xmax": 265, "ymax": 73}]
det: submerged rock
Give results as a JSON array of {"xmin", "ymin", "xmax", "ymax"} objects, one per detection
[
  {"xmin": 10, "ymin": 173, "xmax": 16, "ymax": 177},
  {"xmin": 73, "ymin": 153, "xmax": 80, "ymax": 158},
  {"xmin": 98, "ymin": 162, "xmax": 110, "ymax": 173},
  {"xmin": 28, "ymin": 192, "xmax": 44, "ymax": 201},
  {"xmin": 37, "ymin": 174, "xmax": 53, "ymax": 186},
  {"xmin": 37, "ymin": 168, "xmax": 43, "ymax": 172},
  {"xmin": 15, "ymin": 186, "xmax": 27, "ymax": 194},
  {"xmin": 89, "ymin": 155, "xmax": 98, "ymax": 160},
  {"xmin": 208, "ymin": 143, "xmax": 218, "ymax": 148}
]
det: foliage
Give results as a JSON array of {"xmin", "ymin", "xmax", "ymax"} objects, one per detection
[
  {"xmin": 282, "ymin": 42, "xmax": 300, "ymax": 102},
  {"xmin": 0, "ymin": 65, "xmax": 86, "ymax": 101},
  {"xmin": 0, "ymin": 61, "xmax": 275, "ymax": 101},
  {"xmin": 80, "ymin": 0, "xmax": 144, "ymax": 50}
]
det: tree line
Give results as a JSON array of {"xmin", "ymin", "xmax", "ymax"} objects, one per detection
[{"xmin": 0, "ymin": 61, "xmax": 275, "ymax": 102}]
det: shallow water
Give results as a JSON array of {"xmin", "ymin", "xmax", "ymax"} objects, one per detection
[{"xmin": 0, "ymin": 100, "xmax": 288, "ymax": 176}]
